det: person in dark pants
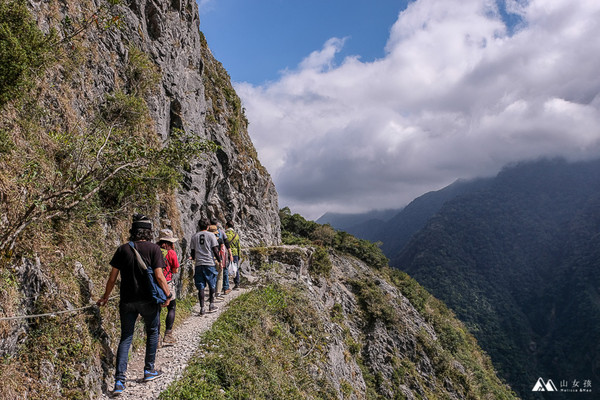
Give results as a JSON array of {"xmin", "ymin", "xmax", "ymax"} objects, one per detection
[
  {"xmin": 157, "ymin": 228, "xmax": 180, "ymax": 345},
  {"xmin": 190, "ymin": 219, "xmax": 222, "ymax": 315},
  {"xmin": 97, "ymin": 214, "xmax": 173, "ymax": 396}
]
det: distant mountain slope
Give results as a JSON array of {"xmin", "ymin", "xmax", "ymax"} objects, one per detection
[
  {"xmin": 394, "ymin": 158, "xmax": 600, "ymax": 399},
  {"xmin": 317, "ymin": 180, "xmax": 491, "ymax": 255},
  {"xmin": 377, "ymin": 178, "xmax": 491, "ymax": 256},
  {"xmin": 316, "ymin": 209, "xmax": 401, "ymax": 239}
]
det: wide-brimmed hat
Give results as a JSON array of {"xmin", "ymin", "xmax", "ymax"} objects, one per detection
[
  {"xmin": 158, "ymin": 228, "xmax": 178, "ymax": 243},
  {"xmin": 208, "ymin": 225, "xmax": 218, "ymax": 233}
]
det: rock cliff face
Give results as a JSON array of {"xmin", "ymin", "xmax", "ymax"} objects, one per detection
[
  {"xmin": 1, "ymin": 0, "xmax": 278, "ymax": 397},
  {"xmin": 29, "ymin": 0, "xmax": 280, "ymax": 247}
]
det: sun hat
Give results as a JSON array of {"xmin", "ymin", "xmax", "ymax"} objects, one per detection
[{"xmin": 158, "ymin": 228, "xmax": 178, "ymax": 243}]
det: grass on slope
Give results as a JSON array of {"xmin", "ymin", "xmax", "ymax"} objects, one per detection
[{"xmin": 159, "ymin": 284, "xmax": 337, "ymax": 400}]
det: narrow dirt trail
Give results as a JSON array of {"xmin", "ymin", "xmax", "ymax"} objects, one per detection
[{"xmin": 100, "ymin": 289, "xmax": 247, "ymax": 399}]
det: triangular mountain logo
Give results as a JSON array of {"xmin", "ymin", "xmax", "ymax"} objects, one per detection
[{"xmin": 532, "ymin": 378, "xmax": 558, "ymax": 392}]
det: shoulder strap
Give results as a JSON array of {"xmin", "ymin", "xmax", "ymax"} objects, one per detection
[{"xmin": 128, "ymin": 241, "xmax": 148, "ymax": 273}]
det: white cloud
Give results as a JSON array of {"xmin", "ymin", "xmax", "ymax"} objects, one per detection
[
  {"xmin": 197, "ymin": 0, "xmax": 214, "ymax": 12},
  {"xmin": 236, "ymin": 0, "xmax": 600, "ymax": 220},
  {"xmin": 298, "ymin": 37, "xmax": 347, "ymax": 71}
]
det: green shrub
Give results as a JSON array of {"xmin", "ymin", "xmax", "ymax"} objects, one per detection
[
  {"xmin": 279, "ymin": 207, "xmax": 389, "ymax": 269},
  {"xmin": 126, "ymin": 45, "xmax": 161, "ymax": 97},
  {"xmin": 279, "ymin": 207, "xmax": 318, "ymax": 241},
  {"xmin": 0, "ymin": 0, "xmax": 56, "ymax": 107},
  {"xmin": 340, "ymin": 380, "xmax": 354, "ymax": 398},
  {"xmin": 310, "ymin": 224, "xmax": 336, "ymax": 245},
  {"xmin": 386, "ymin": 268, "xmax": 429, "ymax": 313},
  {"xmin": 309, "ymin": 246, "xmax": 332, "ymax": 278},
  {"xmin": 348, "ymin": 278, "xmax": 397, "ymax": 327},
  {"xmin": 334, "ymin": 231, "xmax": 389, "ymax": 269},
  {"xmin": 330, "ymin": 302, "xmax": 344, "ymax": 323},
  {"xmin": 102, "ymin": 90, "xmax": 149, "ymax": 129}
]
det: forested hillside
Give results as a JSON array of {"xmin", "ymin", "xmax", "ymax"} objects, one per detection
[
  {"xmin": 377, "ymin": 178, "xmax": 490, "ymax": 257},
  {"xmin": 317, "ymin": 179, "xmax": 491, "ymax": 255},
  {"xmin": 395, "ymin": 158, "xmax": 600, "ymax": 399},
  {"xmin": 316, "ymin": 209, "xmax": 400, "ymax": 240}
]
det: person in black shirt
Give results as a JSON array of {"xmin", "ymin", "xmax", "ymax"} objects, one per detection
[{"xmin": 97, "ymin": 214, "xmax": 172, "ymax": 396}]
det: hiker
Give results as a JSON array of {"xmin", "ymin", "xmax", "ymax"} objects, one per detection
[
  {"xmin": 225, "ymin": 220, "xmax": 241, "ymax": 290},
  {"xmin": 209, "ymin": 224, "xmax": 227, "ymax": 300},
  {"xmin": 211, "ymin": 219, "xmax": 232, "ymax": 296},
  {"xmin": 97, "ymin": 214, "xmax": 173, "ymax": 396},
  {"xmin": 157, "ymin": 228, "xmax": 180, "ymax": 345},
  {"xmin": 190, "ymin": 219, "xmax": 222, "ymax": 315}
]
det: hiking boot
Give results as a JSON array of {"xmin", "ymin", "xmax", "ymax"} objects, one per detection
[
  {"xmin": 208, "ymin": 303, "xmax": 218, "ymax": 313},
  {"xmin": 163, "ymin": 331, "xmax": 176, "ymax": 346},
  {"xmin": 143, "ymin": 369, "xmax": 162, "ymax": 382},
  {"xmin": 233, "ymin": 285, "xmax": 240, "ymax": 291},
  {"xmin": 223, "ymin": 289, "xmax": 232, "ymax": 295},
  {"xmin": 199, "ymin": 307, "xmax": 205, "ymax": 316},
  {"xmin": 113, "ymin": 380, "xmax": 125, "ymax": 395}
]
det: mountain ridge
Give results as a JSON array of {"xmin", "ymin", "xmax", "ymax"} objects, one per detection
[
  {"xmin": 395, "ymin": 158, "xmax": 600, "ymax": 399},
  {"xmin": 315, "ymin": 157, "xmax": 600, "ymax": 399}
]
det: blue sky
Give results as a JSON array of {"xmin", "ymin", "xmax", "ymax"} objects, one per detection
[
  {"xmin": 198, "ymin": 0, "xmax": 408, "ymax": 84},
  {"xmin": 198, "ymin": 0, "xmax": 600, "ymax": 220}
]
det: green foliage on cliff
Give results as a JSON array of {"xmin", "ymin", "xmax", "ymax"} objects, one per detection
[
  {"xmin": 0, "ymin": 0, "xmax": 56, "ymax": 107},
  {"xmin": 308, "ymin": 245, "xmax": 332, "ymax": 278},
  {"xmin": 279, "ymin": 207, "xmax": 389, "ymax": 269},
  {"xmin": 0, "ymin": 3, "xmax": 216, "ymax": 397},
  {"xmin": 345, "ymin": 266, "xmax": 518, "ymax": 400},
  {"xmin": 177, "ymin": 246, "xmax": 517, "ymax": 400},
  {"xmin": 0, "ymin": 35, "xmax": 216, "ymax": 253},
  {"xmin": 349, "ymin": 278, "xmax": 398, "ymax": 327}
]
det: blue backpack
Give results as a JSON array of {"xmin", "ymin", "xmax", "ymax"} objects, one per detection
[{"xmin": 128, "ymin": 242, "xmax": 167, "ymax": 304}]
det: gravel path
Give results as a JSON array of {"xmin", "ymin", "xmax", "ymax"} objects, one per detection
[{"xmin": 100, "ymin": 289, "xmax": 247, "ymax": 399}]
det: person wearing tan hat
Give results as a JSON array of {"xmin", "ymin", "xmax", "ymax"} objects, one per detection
[{"xmin": 157, "ymin": 228, "xmax": 179, "ymax": 345}]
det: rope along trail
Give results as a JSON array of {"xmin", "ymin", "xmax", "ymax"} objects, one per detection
[{"xmin": 0, "ymin": 296, "xmax": 119, "ymax": 321}]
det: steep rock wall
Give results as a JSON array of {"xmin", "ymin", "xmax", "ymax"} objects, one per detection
[
  {"xmin": 29, "ymin": 0, "xmax": 280, "ymax": 248},
  {"xmin": 0, "ymin": 0, "xmax": 278, "ymax": 397}
]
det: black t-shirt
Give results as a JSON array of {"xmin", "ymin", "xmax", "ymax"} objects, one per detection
[{"xmin": 109, "ymin": 241, "xmax": 166, "ymax": 304}]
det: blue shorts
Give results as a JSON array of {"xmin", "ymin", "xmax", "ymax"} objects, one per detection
[{"xmin": 194, "ymin": 264, "xmax": 218, "ymax": 291}]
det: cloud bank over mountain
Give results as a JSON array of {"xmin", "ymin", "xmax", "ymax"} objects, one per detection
[{"xmin": 235, "ymin": 0, "xmax": 600, "ymax": 219}]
